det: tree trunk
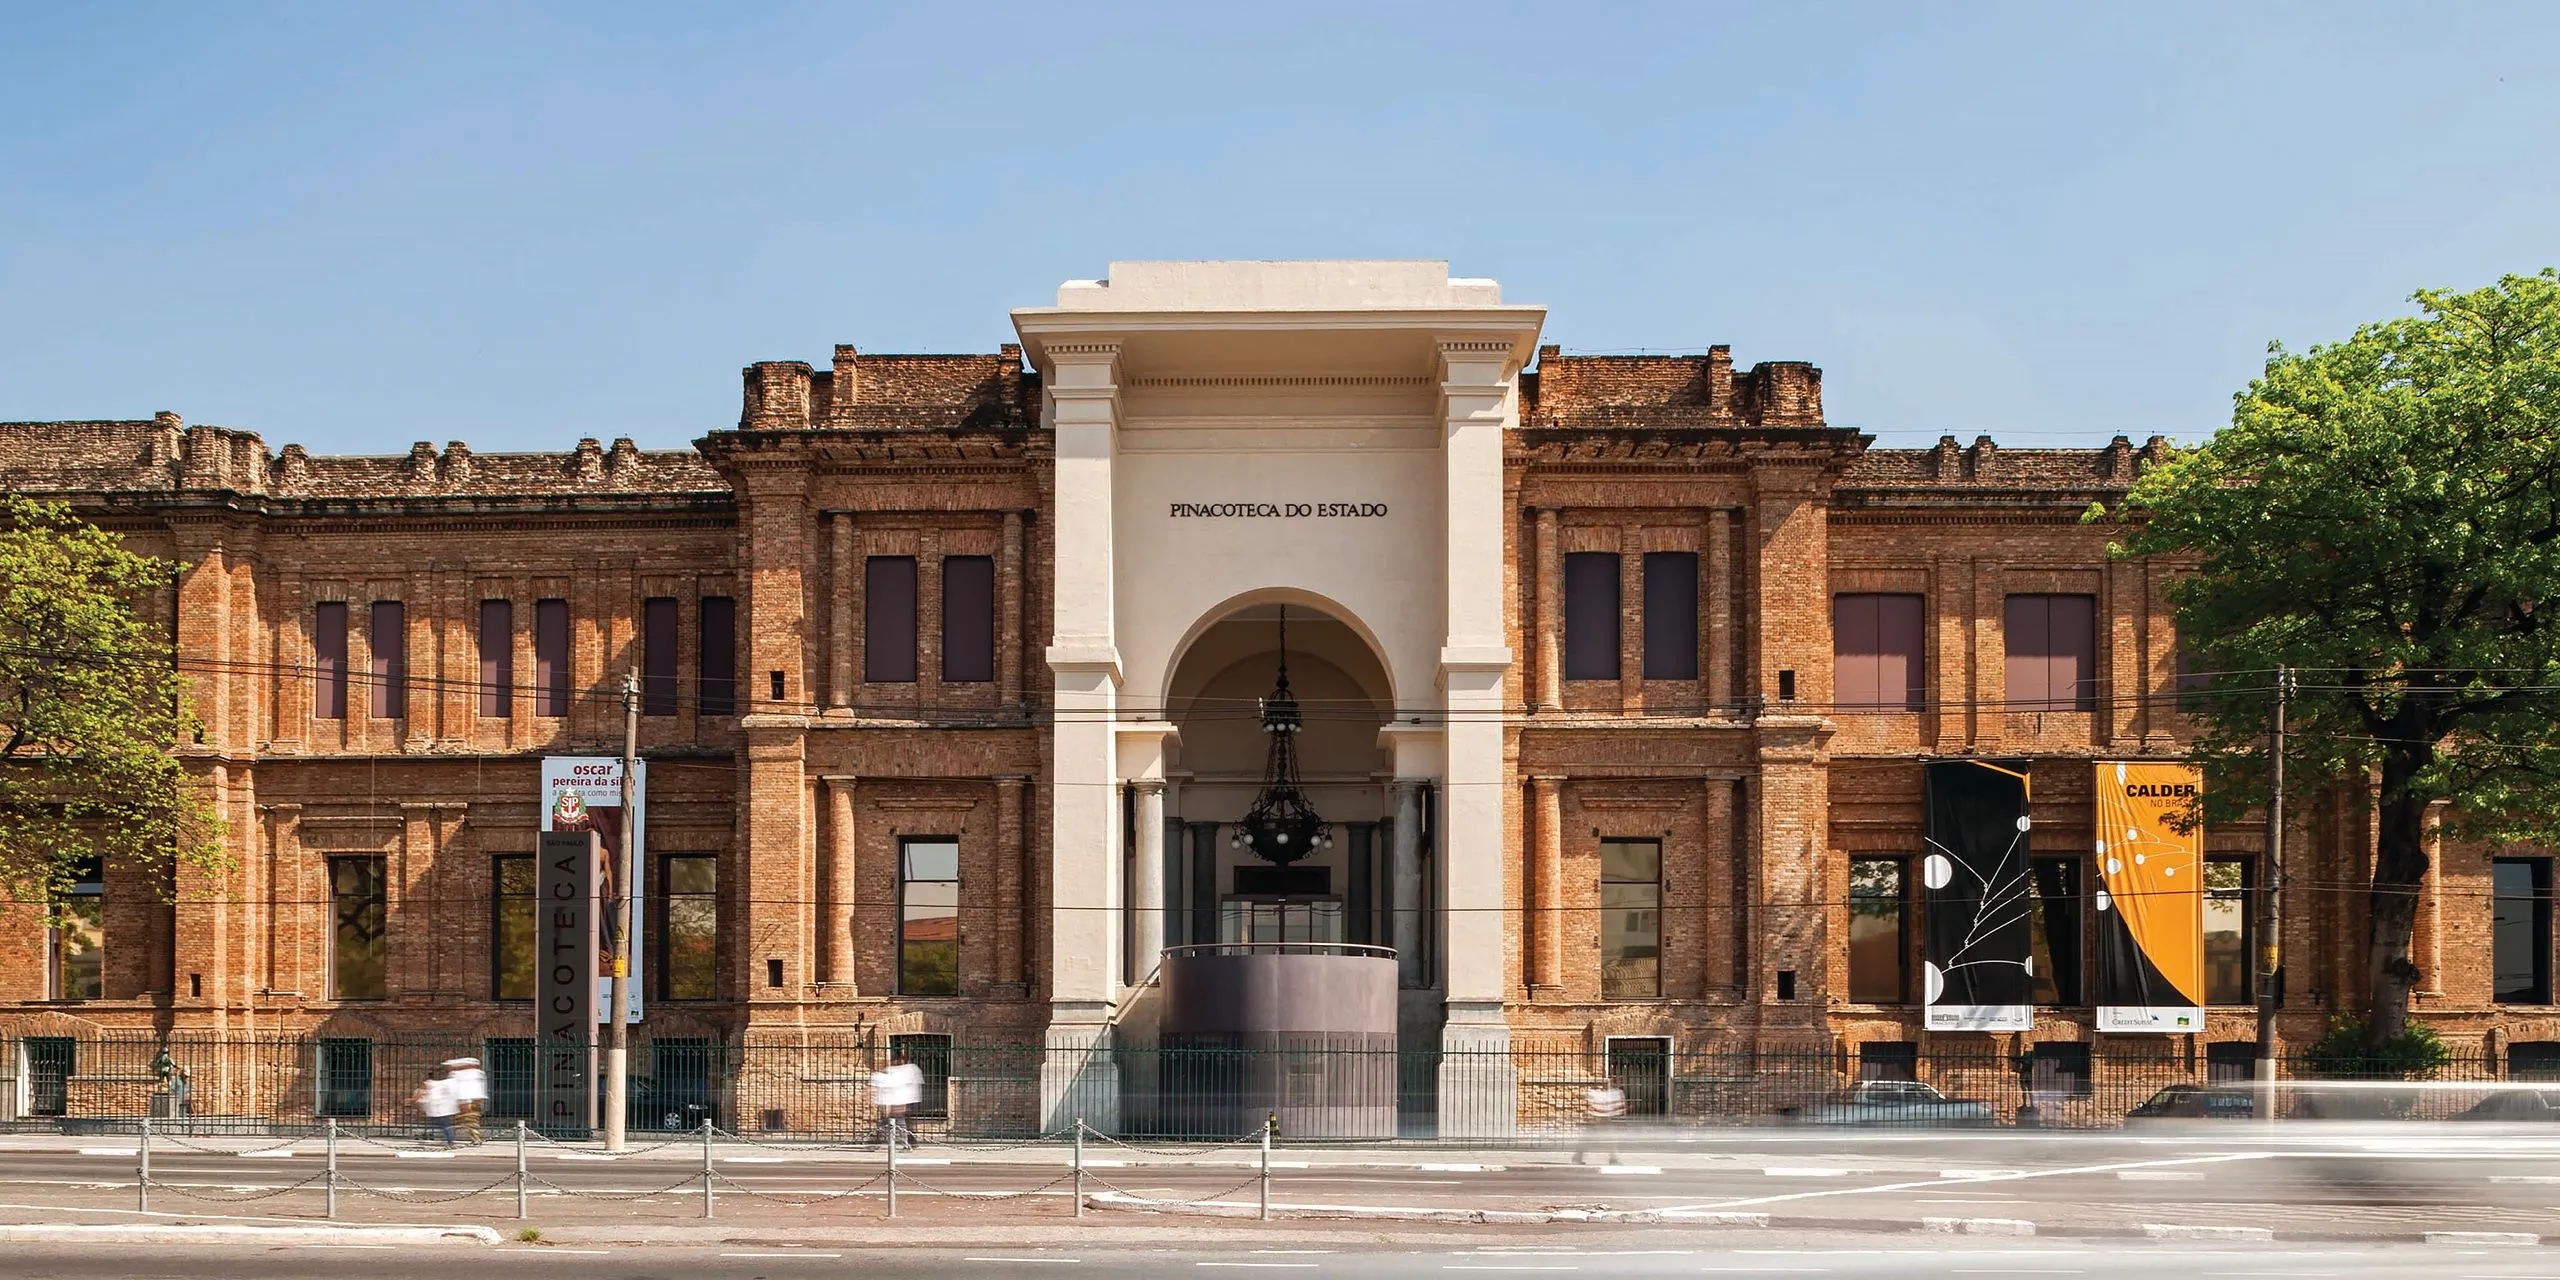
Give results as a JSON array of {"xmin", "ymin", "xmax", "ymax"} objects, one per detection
[{"xmin": 2364, "ymin": 749, "xmax": 2431, "ymax": 1048}]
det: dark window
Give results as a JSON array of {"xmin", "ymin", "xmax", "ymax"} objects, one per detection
[
  {"xmin": 642, "ymin": 597, "xmax": 679, "ymax": 716},
  {"xmin": 2204, "ymin": 856, "xmax": 2254, "ymax": 1006},
  {"xmin": 2003, "ymin": 594, "xmax": 2097, "ymax": 711},
  {"xmin": 2205, "ymin": 1041, "xmax": 2259, "ymax": 1083},
  {"xmin": 1600, "ymin": 839, "xmax": 1662, "ymax": 1000},
  {"xmin": 899, "ymin": 837, "xmax": 960, "ymax": 996},
  {"xmin": 2496, "ymin": 857, "xmax": 2552, "ymax": 1004},
  {"xmin": 656, "ymin": 856, "xmax": 718, "ymax": 1002},
  {"xmin": 866, "ymin": 556, "xmax": 919, "ymax": 683},
  {"xmin": 534, "ymin": 599, "xmax": 571, "ymax": 716},
  {"xmin": 698, "ymin": 596, "xmax": 736, "ymax": 716},
  {"xmin": 643, "ymin": 1038, "xmax": 715, "ymax": 1132},
  {"xmin": 368, "ymin": 600, "xmax": 405, "ymax": 719},
  {"xmin": 478, "ymin": 600, "xmax": 512, "ymax": 718},
  {"xmin": 23, "ymin": 1037, "xmax": 73, "ymax": 1117},
  {"xmin": 1848, "ymin": 858, "xmax": 1908, "ymax": 1003},
  {"xmin": 1562, "ymin": 552, "xmax": 1621, "ymax": 680},
  {"xmin": 2030, "ymin": 858, "xmax": 2083, "ymax": 1005},
  {"xmin": 329, "ymin": 856, "xmax": 386, "ymax": 1001},
  {"xmin": 1606, "ymin": 1036, "xmax": 1673, "ymax": 1117},
  {"xmin": 316, "ymin": 1038, "xmax": 372, "ymax": 1118},
  {"xmin": 2025, "ymin": 1041, "xmax": 2094, "ymax": 1097},
  {"xmin": 890, "ymin": 1034, "xmax": 954, "ymax": 1121},
  {"xmin": 484, "ymin": 1038, "xmax": 535, "ymax": 1120},
  {"xmin": 941, "ymin": 556, "xmax": 996, "ymax": 683},
  {"xmin": 1857, "ymin": 1041, "xmax": 1919, "ymax": 1082},
  {"xmin": 49, "ymin": 854, "xmax": 104, "ymax": 1002},
  {"xmin": 313, "ymin": 602, "xmax": 348, "ymax": 719},
  {"xmin": 492, "ymin": 856, "xmax": 534, "ymax": 1001},
  {"xmin": 1640, "ymin": 552, "xmax": 1698, "ymax": 680},
  {"xmin": 2511, "ymin": 1042, "xmax": 2560, "ymax": 1081},
  {"xmin": 1834, "ymin": 593, "xmax": 1925, "ymax": 711}
]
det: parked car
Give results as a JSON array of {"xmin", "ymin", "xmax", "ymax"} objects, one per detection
[
  {"xmin": 2454, "ymin": 1089, "xmax": 2560, "ymax": 1121},
  {"xmin": 2126, "ymin": 1083, "xmax": 2258, "ymax": 1122},
  {"xmin": 1789, "ymin": 1080, "xmax": 1996, "ymax": 1127}
]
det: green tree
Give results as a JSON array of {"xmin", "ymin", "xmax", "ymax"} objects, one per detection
[
  {"xmin": 2111, "ymin": 269, "xmax": 2560, "ymax": 1048},
  {"xmin": 0, "ymin": 496, "xmax": 224, "ymax": 912}
]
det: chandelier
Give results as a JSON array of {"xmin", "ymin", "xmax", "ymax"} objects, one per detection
[{"xmin": 1230, "ymin": 606, "xmax": 1332, "ymax": 865}]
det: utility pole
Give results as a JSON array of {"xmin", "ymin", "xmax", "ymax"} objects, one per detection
[
  {"xmin": 604, "ymin": 669, "xmax": 640, "ymax": 1152},
  {"xmin": 2255, "ymin": 664, "xmax": 2290, "ymax": 1113}
]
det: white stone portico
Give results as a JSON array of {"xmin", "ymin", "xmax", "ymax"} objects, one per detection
[{"xmin": 1014, "ymin": 262, "xmax": 1544, "ymax": 1135}]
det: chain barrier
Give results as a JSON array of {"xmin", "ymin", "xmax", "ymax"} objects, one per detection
[
  {"xmin": 524, "ymin": 1169, "xmax": 715, "ymax": 1202},
  {"xmin": 1082, "ymin": 1128, "xmax": 1270, "ymax": 1157},
  {"xmin": 146, "ymin": 1170, "xmax": 331, "ymax": 1204},
  {"xmin": 884, "ymin": 1169, "xmax": 1079, "ymax": 1204},
  {"xmin": 522, "ymin": 1128, "xmax": 700, "ymax": 1157},
  {"xmin": 703, "ymin": 1168, "xmax": 891, "ymax": 1209},
  {"xmin": 1081, "ymin": 1169, "xmax": 1268, "ymax": 1208},
  {"xmin": 335, "ymin": 1171, "xmax": 526, "ymax": 1206}
]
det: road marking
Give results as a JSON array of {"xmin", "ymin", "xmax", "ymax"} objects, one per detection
[
  {"xmin": 2490, "ymin": 1174, "xmax": 2560, "ymax": 1183},
  {"xmin": 720, "ymin": 1252, "xmax": 843, "ymax": 1259},
  {"xmin": 392, "ymin": 1150, "xmax": 456, "ymax": 1159},
  {"xmin": 965, "ymin": 1259, "xmax": 1080, "ymax": 1265},
  {"xmin": 1420, "ymin": 1163, "xmax": 1496, "ymax": 1172},
  {"xmin": 1764, "ymin": 1167, "xmax": 1849, "ymax": 1177},
  {"xmin": 555, "ymin": 1153, "xmax": 618, "ymax": 1161},
  {"xmin": 1658, "ymin": 1151, "xmax": 2272, "ymax": 1213},
  {"xmin": 75, "ymin": 1148, "xmax": 137, "ymax": 1157},
  {"xmin": 900, "ymin": 1157, "xmax": 953, "ymax": 1165},
  {"xmin": 1444, "ymin": 1269, "xmax": 1579, "ymax": 1273},
  {"xmin": 721, "ymin": 1156, "xmax": 786, "ymax": 1163},
  {"xmin": 296, "ymin": 1244, "xmax": 397, "ymax": 1250},
  {"xmin": 1597, "ymin": 1165, "xmax": 1662, "ymax": 1175},
  {"xmin": 1950, "ymin": 1272, "xmax": 2082, "ymax": 1276},
  {"xmin": 2118, "ymin": 1170, "xmax": 2206, "ymax": 1181},
  {"xmin": 2142, "ymin": 1225, "xmax": 2274, "ymax": 1241},
  {"xmin": 1917, "ymin": 1197, "xmax": 2023, "ymax": 1204},
  {"xmin": 1198, "ymin": 1265, "xmax": 1319, "ymax": 1270},
  {"xmin": 238, "ymin": 1149, "xmax": 296, "ymax": 1158},
  {"xmin": 497, "ymin": 1248, "xmax": 612, "ymax": 1255},
  {"xmin": 1253, "ymin": 1251, "xmax": 1336, "ymax": 1254}
]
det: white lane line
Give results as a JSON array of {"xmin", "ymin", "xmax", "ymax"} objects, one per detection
[
  {"xmin": 1198, "ymin": 1265, "xmax": 1319, "ymax": 1270},
  {"xmin": 1659, "ymin": 1150, "xmax": 2273, "ymax": 1213},
  {"xmin": 238, "ymin": 1149, "xmax": 296, "ymax": 1158},
  {"xmin": 964, "ymin": 1259, "xmax": 1080, "ymax": 1265},
  {"xmin": 555, "ymin": 1153, "xmax": 618, "ymax": 1161},
  {"xmin": 1597, "ymin": 1165, "xmax": 1662, "ymax": 1175},
  {"xmin": 2489, "ymin": 1174, "xmax": 2560, "ymax": 1183},
  {"xmin": 1420, "ymin": 1163, "xmax": 1497, "ymax": 1172},
  {"xmin": 1764, "ymin": 1167, "xmax": 1849, "ymax": 1177},
  {"xmin": 392, "ymin": 1150, "xmax": 456, "ymax": 1159},
  {"xmin": 497, "ymin": 1249, "xmax": 613, "ymax": 1255},
  {"xmin": 296, "ymin": 1244, "xmax": 397, "ymax": 1250},
  {"xmin": 721, "ymin": 1156, "xmax": 786, "ymax": 1163},
  {"xmin": 719, "ymin": 1252, "xmax": 843, "ymax": 1259},
  {"xmin": 1444, "ymin": 1269, "xmax": 1579, "ymax": 1273},
  {"xmin": 2119, "ymin": 1170, "xmax": 2206, "ymax": 1181},
  {"xmin": 75, "ymin": 1148, "xmax": 137, "ymax": 1157}
]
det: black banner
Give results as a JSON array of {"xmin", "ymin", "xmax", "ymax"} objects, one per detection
[
  {"xmin": 1923, "ymin": 759, "xmax": 2034, "ymax": 1031},
  {"xmin": 537, "ymin": 830, "xmax": 597, "ymax": 1136}
]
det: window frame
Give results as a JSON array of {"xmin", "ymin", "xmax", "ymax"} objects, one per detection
[
  {"xmin": 698, "ymin": 595, "xmax": 737, "ymax": 716},
  {"xmin": 1599, "ymin": 838, "xmax": 1663, "ymax": 1000},
  {"xmin": 1561, "ymin": 551, "xmax": 1622, "ymax": 681},
  {"xmin": 642, "ymin": 597, "xmax": 680, "ymax": 716},
  {"xmin": 889, "ymin": 1033, "xmax": 955, "ymax": 1121},
  {"xmin": 897, "ymin": 836, "xmax": 961, "ymax": 997},
  {"xmin": 533, "ymin": 598, "xmax": 571, "ymax": 717},
  {"xmin": 477, "ymin": 599, "xmax": 513, "ymax": 719},
  {"xmin": 328, "ymin": 855, "xmax": 388, "ymax": 1001},
  {"xmin": 940, "ymin": 555, "xmax": 996, "ymax": 684},
  {"xmin": 491, "ymin": 855, "xmax": 535, "ymax": 1001},
  {"xmin": 368, "ymin": 600, "xmax": 406, "ymax": 720},
  {"xmin": 313, "ymin": 601, "xmax": 349, "ymax": 719},
  {"xmin": 1832, "ymin": 592, "xmax": 1926, "ymax": 712},
  {"xmin": 47, "ymin": 855, "xmax": 105, "ymax": 1002},
  {"xmin": 654, "ymin": 854, "xmax": 719, "ymax": 1003},
  {"xmin": 2204, "ymin": 855, "xmax": 2255, "ymax": 1007},
  {"xmin": 865, "ymin": 556, "xmax": 920, "ymax": 684},
  {"xmin": 2495, "ymin": 856, "xmax": 2553, "ymax": 1005},
  {"xmin": 1847, "ymin": 856, "xmax": 1910, "ymax": 1004},
  {"xmin": 2002, "ymin": 593, "xmax": 2097, "ymax": 712},
  {"xmin": 1639, "ymin": 551, "xmax": 1698, "ymax": 681},
  {"xmin": 315, "ymin": 1037, "xmax": 373, "ymax": 1118}
]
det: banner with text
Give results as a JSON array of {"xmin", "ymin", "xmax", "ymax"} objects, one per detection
[
  {"xmin": 540, "ymin": 756, "xmax": 645, "ymax": 1024},
  {"xmin": 535, "ymin": 829, "xmax": 597, "ymax": 1136},
  {"xmin": 2093, "ymin": 761, "xmax": 2206, "ymax": 1032},
  {"xmin": 1924, "ymin": 759, "xmax": 2036, "ymax": 1032}
]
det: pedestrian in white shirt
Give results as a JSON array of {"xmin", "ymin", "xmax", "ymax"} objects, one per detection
[
  {"xmin": 870, "ymin": 1053, "xmax": 925, "ymax": 1149},
  {"xmin": 443, "ymin": 1057, "xmax": 489, "ymax": 1144},
  {"xmin": 414, "ymin": 1065, "xmax": 460, "ymax": 1149},
  {"xmin": 1577, "ymin": 1081, "xmax": 1628, "ymax": 1165}
]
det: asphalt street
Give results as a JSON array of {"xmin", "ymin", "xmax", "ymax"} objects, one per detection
[{"xmin": 0, "ymin": 1240, "xmax": 2554, "ymax": 1279}]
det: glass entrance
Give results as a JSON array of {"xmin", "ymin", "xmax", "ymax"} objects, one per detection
[{"xmin": 1218, "ymin": 897, "xmax": 1346, "ymax": 944}]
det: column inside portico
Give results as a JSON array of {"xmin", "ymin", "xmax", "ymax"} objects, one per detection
[
  {"xmin": 1131, "ymin": 779, "xmax": 1166, "ymax": 978},
  {"xmin": 1389, "ymin": 779, "xmax": 1425, "ymax": 989}
]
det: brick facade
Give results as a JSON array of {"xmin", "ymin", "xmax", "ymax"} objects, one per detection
[{"xmin": 2, "ymin": 318, "xmax": 2547, "ymax": 1105}]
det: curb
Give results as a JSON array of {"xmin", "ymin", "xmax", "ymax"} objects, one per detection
[
  {"xmin": 0, "ymin": 1224, "xmax": 499, "ymax": 1246},
  {"xmin": 2141, "ymin": 1224, "xmax": 2273, "ymax": 1241},
  {"xmin": 1922, "ymin": 1216, "xmax": 2035, "ymax": 1236},
  {"xmin": 1084, "ymin": 1192, "xmax": 1767, "ymax": 1228},
  {"xmin": 2425, "ymin": 1231, "xmax": 2539, "ymax": 1246}
]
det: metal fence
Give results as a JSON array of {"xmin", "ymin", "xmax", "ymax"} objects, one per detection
[{"xmin": 0, "ymin": 1031, "xmax": 2522, "ymax": 1141}]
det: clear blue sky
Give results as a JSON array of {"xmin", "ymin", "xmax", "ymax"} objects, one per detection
[{"xmin": 4, "ymin": 2, "xmax": 2554, "ymax": 455}]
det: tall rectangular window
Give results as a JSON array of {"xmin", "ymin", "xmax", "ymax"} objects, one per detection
[
  {"xmin": 368, "ymin": 600, "xmax": 406, "ymax": 719},
  {"xmin": 2030, "ymin": 858, "xmax": 2083, "ymax": 1005},
  {"xmin": 2204, "ymin": 856, "xmax": 2254, "ymax": 1006},
  {"xmin": 315, "ymin": 1038, "xmax": 372, "ymax": 1118},
  {"xmin": 1640, "ymin": 552, "xmax": 1698, "ymax": 680},
  {"xmin": 23, "ymin": 1037, "xmax": 73, "ymax": 1117},
  {"xmin": 1562, "ymin": 551, "xmax": 1621, "ymax": 680},
  {"xmin": 656, "ymin": 855, "xmax": 718, "ymax": 1001},
  {"xmin": 642, "ymin": 597, "xmax": 679, "ymax": 716},
  {"xmin": 942, "ymin": 556, "xmax": 996, "ymax": 683},
  {"xmin": 48, "ymin": 854, "xmax": 104, "ymax": 1002},
  {"xmin": 1834, "ymin": 593, "xmax": 1926, "ymax": 711},
  {"xmin": 698, "ymin": 596, "xmax": 736, "ymax": 716},
  {"xmin": 2004, "ymin": 594, "xmax": 2097, "ymax": 711},
  {"xmin": 866, "ymin": 556, "xmax": 919, "ymax": 683},
  {"xmin": 898, "ymin": 837, "xmax": 960, "ymax": 996},
  {"xmin": 329, "ymin": 856, "xmax": 387, "ymax": 1001},
  {"xmin": 2496, "ymin": 857, "xmax": 2553, "ymax": 1004},
  {"xmin": 313, "ymin": 601, "xmax": 348, "ymax": 719},
  {"xmin": 534, "ymin": 598, "xmax": 570, "ymax": 716},
  {"xmin": 1600, "ymin": 839, "xmax": 1662, "ymax": 999},
  {"xmin": 491, "ymin": 856, "xmax": 535, "ymax": 1001},
  {"xmin": 477, "ymin": 599, "xmax": 512, "ymax": 718},
  {"xmin": 1848, "ymin": 858, "xmax": 1908, "ymax": 1003}
]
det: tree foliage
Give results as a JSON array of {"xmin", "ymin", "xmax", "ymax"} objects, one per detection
[
  {"xmin": 2110, "ymin": 269, "xmax": 2560, "ymax": 1045},
  {"xmin": 0, "ymin": 496, "xmax": 224, "ymax": 910}
]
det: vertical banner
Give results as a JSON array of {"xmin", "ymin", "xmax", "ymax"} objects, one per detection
[
  {"xmin": 541, "ymin": 756, "xmax": 645, "ymax": 1023},
  {"xmin": 2093, "ymin": 761, "xmax": 2206, "ymax": 1032},
  {"xmin": 536, "ymin": 829, "xmax": 597, "ymax": 1136},
  {"xmin": 1924, "ymin": 759, "xmax": 2035, "ymax": 1031}
]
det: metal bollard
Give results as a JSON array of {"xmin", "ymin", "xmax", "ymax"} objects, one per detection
[
  {"xmin": 700, "ymin": 1119, "xmax": 715, "ymax": 1219},
  {"xmin": 885, "ymin": 1117, "xmax": 899, "ymax": 1219},
  {"xmin": 515, "ymin": 1121, "xmax": 528, "ymax": 1220},
  {"xmin": 137, "ymin": 1115, "xmax": 150, "ymax": 1213},
  {"xmin": 1258, "ymin": 1114, "xmax": 1271, "ymax": 1222},
  {"xmin": 325, "ymin": 1119, "xmax": 339, "ymax": 1219},
  {"xmin": 1072, "ymin": 1119, "xmax": 1084, "ymax": 1220}
]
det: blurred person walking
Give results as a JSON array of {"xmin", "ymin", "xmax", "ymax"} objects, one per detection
[
  {"xmin": 870, "ymin": 1051, "xmax": 923, "ymax": 1150},
  {"xmin": 413, "ymin": 1064, "xmax": 459, "ymax": 1149},
  {"xmin": 1577, "ymin": 1078, "xmax": 1628, "ymax": 1165},
  {"xmin": 443, "ymin": 1057, "xmax": 488, "ymax": 1143}
]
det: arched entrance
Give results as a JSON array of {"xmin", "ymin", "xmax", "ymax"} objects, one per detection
[{"xmin": 1160, "ymin": 597, "xmax": 1395, "ymax": 948}]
